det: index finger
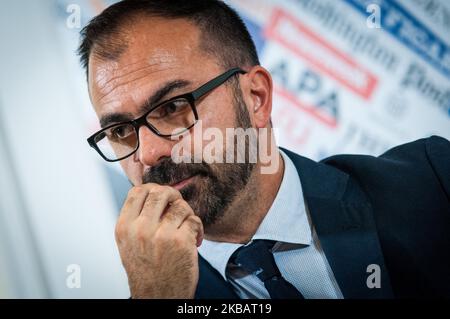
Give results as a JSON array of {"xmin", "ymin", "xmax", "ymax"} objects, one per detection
[
  {"xmin": 139, "ymin": 184, "xmax": 182, "ymax": 224},
  {"xmin": 120, "ymin": 186, "xmax": 149, "ymax": 221}
]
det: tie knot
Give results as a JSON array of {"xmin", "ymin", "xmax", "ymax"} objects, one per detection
[
  {"xmin": 231, "ymin": 240, "xmax": 280, "ymax": 281},
  {"xmin": 229, "ymin": 239, "xmax": 305, "ymax": 299}
]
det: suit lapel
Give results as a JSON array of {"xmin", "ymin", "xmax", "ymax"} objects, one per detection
[
  {"xmin": 195, "ymin": 254, "xmax": 239, "ymax": 299},
  {"xmin": 196, "ymin": 148, "xmax": 394, "ymax": 299},
  {"xmin": 282, "ymin": 148, "xmax": 393, "ymax": 299}
]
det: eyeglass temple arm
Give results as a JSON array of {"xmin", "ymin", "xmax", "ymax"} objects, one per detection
[{"xmin": 191, "ymin": 68, "xmax": 247, "ymax": 101}]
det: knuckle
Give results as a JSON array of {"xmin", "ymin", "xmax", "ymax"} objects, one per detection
[
  {"xmin": 172, "ymin": 232, "xmax": 182, "ymax": 243},
  {"xmin": 124, "ymin": 187, "xmax": 145, "ymax": 208},
  {"xmin": 146, "ymin": 190, "xmax": 165, "ymax": 204},
  {"xmin": 173, "ymin": 200, "xmax": 193, "ymax": 217},
  {"xmin": 135, "ymin": 225, "xmax": 150, "ymax": 243},
  {"xmin": 175, "ymin": 199, "xmax": 192, "ymax": 212},
  {"xmin": 166, "ymin": 206, "xmax": 186, "ymax": 221},
  {"xmin": 188, "ymin": 216, "xmax": 203, "ymax": 234},
  {"xmin": 115, "ymin": 219, "xmax": 128, "ymax": 239},
  {"xmin": 164, "ymin": 213, "xmax": 181, "ymax": 226},
  {"xmin": 170, "ymin": 187, "xmax": 182, "ymax": 198},
  {"xmin": 173, "ymin": 233, "xmax": 187, "ymax": 247},
  {"xmin": 134, "ymin": 219, "xmax": 150, "ymax": 234},
  {"xmin": 188, "ymin": 215, "xmax": 202, "ymax": 227},
  {"xmin": 153, "ymin": 229, "xmax": 169, "ymax": 244},
  {"xmin": 158, "ymin": 184, "xmax": 181, "ymax": 197},
  {"xmin": 128, "ymin": 186, "xmax": 143, "ymax": 196},
  {"xmin": 158, "ymin": 185, "xmax": 172, "ymax": 192},
  {"xmin": 144, "ymin": 182, "xmax": 161, "ymax": 190}
]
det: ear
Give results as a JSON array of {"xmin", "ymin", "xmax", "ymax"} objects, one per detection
[{"xmin": 241, "ymin": 66, "xmax": 273, "ymax": 129}]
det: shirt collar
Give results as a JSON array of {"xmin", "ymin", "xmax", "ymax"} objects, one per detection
[{"xmin": 198, "ymin": 149, "xmax": 312, "ymax": 280}]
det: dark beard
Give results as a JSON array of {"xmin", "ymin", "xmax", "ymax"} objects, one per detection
[
  {"xmin": 142, "ymin": 82, "xmax": 255, "ymax": 228},
  {"xmin": 142, "ymin": 160, "xmax": 253, "ymax": 228}
]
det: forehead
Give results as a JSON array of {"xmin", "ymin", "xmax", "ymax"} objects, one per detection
[{"xmin": 88, "ymin": 17, "xmax": 218, "ymax": 116}]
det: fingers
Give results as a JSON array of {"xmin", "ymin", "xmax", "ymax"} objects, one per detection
[
  {"xmin": 140, "ymin": 184, "xmax": 182, "ymax": 223},
  {"xmin": 120, "ymin": 186, "xmax": 150, "ymax": 221},
  {"xmin": 179, "ymin": 215, "xmax": 204, "ymax": 247},
  {"xmin": 117, "ymin": 183, "xmax": 202, "ymax": 251},
  {"xmin": 160, "ymin": 199, "xmax": 195, "ymax": 230},
  {"xmin": 117, "ymin": 184, "xmax": 182, "ymax": 238}
]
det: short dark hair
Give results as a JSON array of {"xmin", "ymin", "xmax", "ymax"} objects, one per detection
[{"xmin": 78, "ymin": 0, "xmax": 260, "ymax": 78}]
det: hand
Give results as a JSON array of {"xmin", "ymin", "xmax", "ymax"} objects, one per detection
[{"xmin": 115, "ymin": 184, "xmax": 204, "ymax": 299}]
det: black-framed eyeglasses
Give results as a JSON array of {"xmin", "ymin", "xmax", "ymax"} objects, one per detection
[{"xmin": 87, "ymin": 67, "xmax": 247, "ymax": 162}]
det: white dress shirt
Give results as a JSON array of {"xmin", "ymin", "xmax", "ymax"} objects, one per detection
[{"xmin": 198, "ymin": 150, "xmax": 344, "ymax": 299}]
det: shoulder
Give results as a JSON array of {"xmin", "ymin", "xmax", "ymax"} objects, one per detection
[
  {"xmin": 322, "ymin": 135, "xmax": 449, "ymax": 169},
  {"xmin": 286, "ymin": 137, "xmax": 450, "ymax": 296},
  {"xmin": 321, "ymin": 136, "xmax": 450, "ymax": 199},
  {"xmin": 318, "ymin": 136, "xmax": 450, "ymax": 246}
]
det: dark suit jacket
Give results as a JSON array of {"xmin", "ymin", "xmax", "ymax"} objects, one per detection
[{"xmin": 195, "ymin": 136, "xmax": 450, "ymax": 299}]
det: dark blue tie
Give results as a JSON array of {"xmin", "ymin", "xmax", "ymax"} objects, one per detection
[{"xmin": 231, "ymin": 240, "xmax": 304, "ymax": 299}]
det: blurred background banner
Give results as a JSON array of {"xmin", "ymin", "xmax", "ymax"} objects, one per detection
[
  {"xmin": 229, "ymin": 0, "xmax": 450, "ymax": 158},
  {"xmin": 0, "ymin": 0, "xmax": 449, "ymax": 298}
]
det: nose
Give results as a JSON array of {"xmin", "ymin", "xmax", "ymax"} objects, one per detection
[{"xmin": 135, "ymin": 125, "xmax": 173, "ymax": 167}]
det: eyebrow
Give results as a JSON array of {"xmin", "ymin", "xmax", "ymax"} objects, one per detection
[{"xmin": 99, "ymin": 79, "xmax": 191, "ymax": 128}]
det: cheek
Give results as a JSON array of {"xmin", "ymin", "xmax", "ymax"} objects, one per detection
[
  {"xmin": 197, "ymin": 101, "xmax": 237, "ymax": 130},
  {"xmin": 191, "ymin": 104, "xmax": 239, "ymax": 161},
  {"xmin": 120, "ymin": 159, "xmax": 142, "ymax": 185}
]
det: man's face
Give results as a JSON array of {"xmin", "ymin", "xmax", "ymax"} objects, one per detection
[{"xmin": 88, "ymin": 17, "xmax": 255, "ymax": 228}]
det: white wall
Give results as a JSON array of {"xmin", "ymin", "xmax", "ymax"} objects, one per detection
[{"xmin": 0, "ymin": 0, "xmax": 129, "ymax": 298}]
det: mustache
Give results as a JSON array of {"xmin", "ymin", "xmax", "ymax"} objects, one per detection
[{"xmin": 142, "ymin": 157, "xmax": 212, "ymax": 186}]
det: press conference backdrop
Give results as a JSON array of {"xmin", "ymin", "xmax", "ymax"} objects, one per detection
[{"xmin": 0, "ymin": 0, "xmax": 448, "ymax": 298}]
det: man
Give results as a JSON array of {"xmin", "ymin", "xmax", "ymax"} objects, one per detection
[{"xmin": 79, "ymin": 0, "xmax": 450, "ymax": 299}]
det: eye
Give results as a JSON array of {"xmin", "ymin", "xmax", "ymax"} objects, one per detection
[
  {"xmin": 110, "ymin": 124, "xmax": 134, "ymax": 139},
  {"xmin": 151, "ymin": 99, "xmax": 190, "ymax": 119},
  {"xmin": 163, "ymin": 99, "xmax": 187, "ymax": 115},
  {"xmin": 163, "ymin": 101, "xmax": 178, "ymax": 114}
]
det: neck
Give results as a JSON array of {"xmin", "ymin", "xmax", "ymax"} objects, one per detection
[{"xmin": 204, "ymin": 149, "xmax": 285, "ymax": 243}]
